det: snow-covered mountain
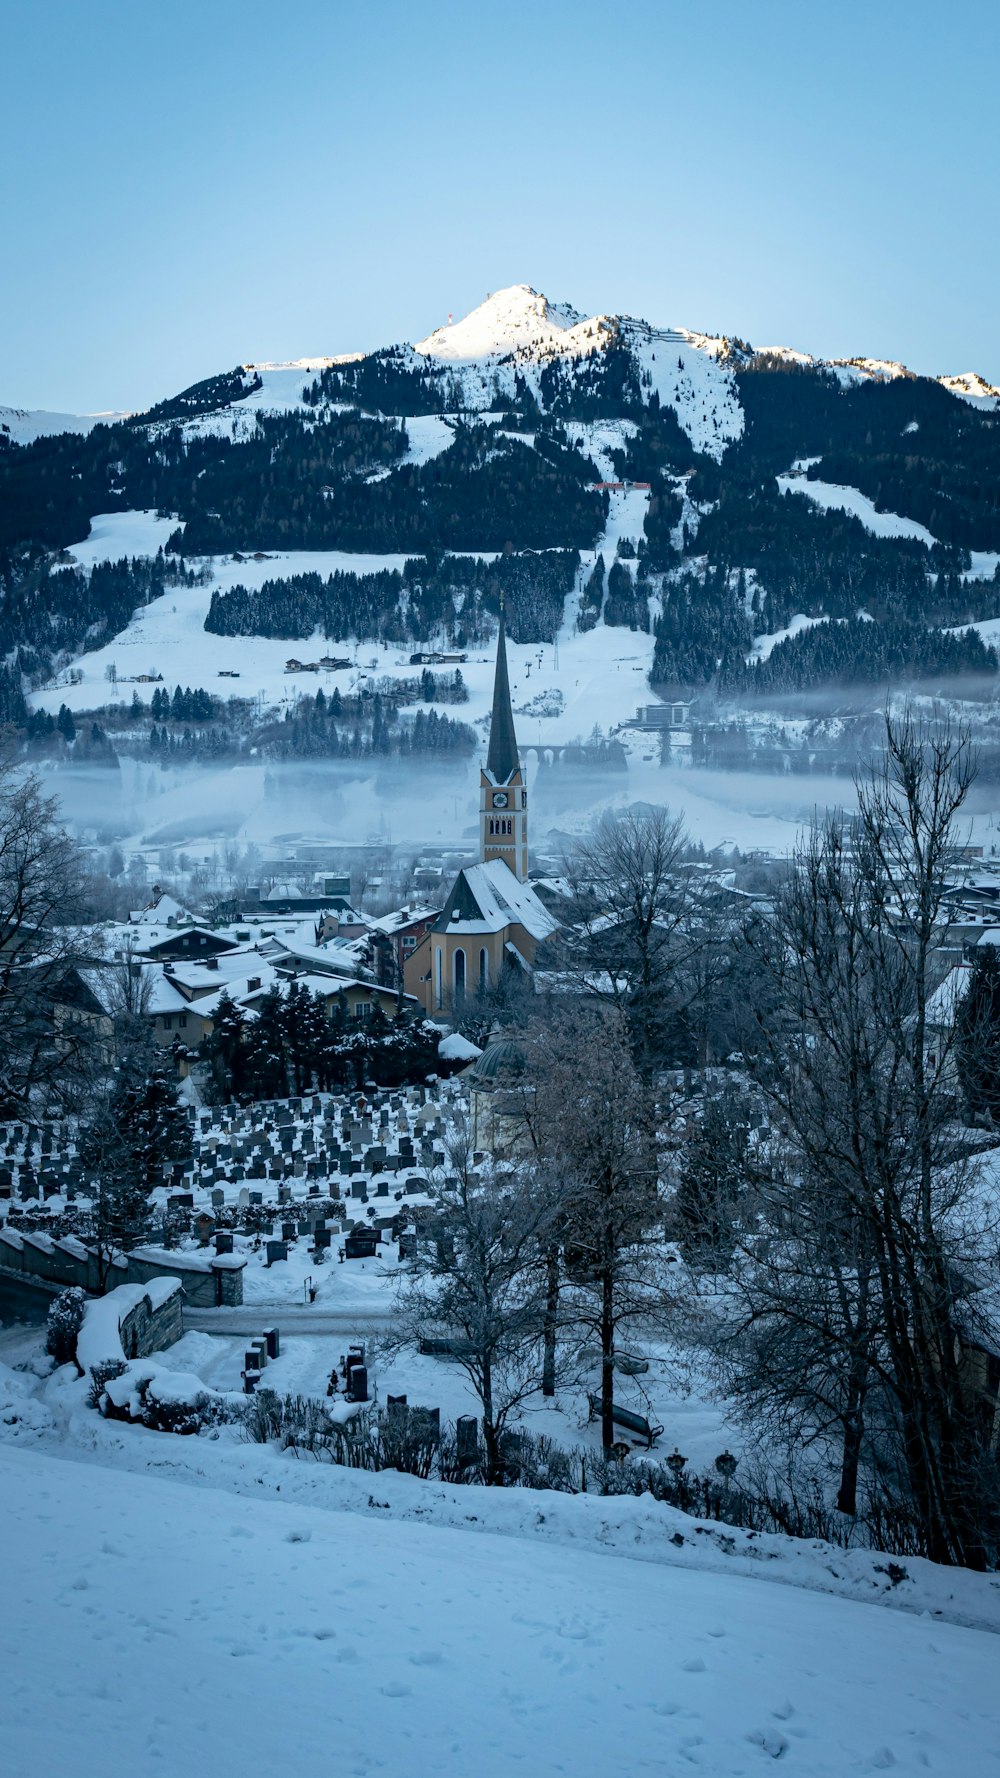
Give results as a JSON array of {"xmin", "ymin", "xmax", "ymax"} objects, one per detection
[
  {"xmin": 3, "ymin": 280, "xmax": 1000, "ymax": 762},
  {"xmin": 0, "ymin": 403, "xmax": 128, "ymax": 445}
]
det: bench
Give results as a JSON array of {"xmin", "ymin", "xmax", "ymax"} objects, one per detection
[
  {"xmin": 586, "ymin": 1394, "xmax": 664, "ymax": 1449},
  {"xmin": 419, "ymin": 1335, "xmax": 476, "ymax": 1358}
]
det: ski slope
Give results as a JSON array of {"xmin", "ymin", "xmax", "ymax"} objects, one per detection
[{"xmin": 777, "ymin": 472, "xmax": 1000, "ymax": 579}]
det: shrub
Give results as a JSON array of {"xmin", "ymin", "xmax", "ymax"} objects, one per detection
[
  {"xmin": 87, "ymin": 1358, "xmax": 128, "ymax": 1409},
  {"xmin": 46, "ymin": 1287, "xmax": 87, "ymax": 1365},
  {"xmin": 136, "ymin": 1382, "xmax": 232, "ymax": 1435}
]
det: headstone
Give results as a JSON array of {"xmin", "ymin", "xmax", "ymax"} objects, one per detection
[
  {"xmin": 456, "ymin": 1415, "xmax": 479, "ymax": 1469},
  {"xmin": 214, "ymin": 1230, "xmax": 234, "ymax": 1255},
  {"xmin": 263, "ymin": 1327, "xmax": 280, "ymax": 1359},
  {"xmin": 266, "ymin": 1239, "xmax": 287, "ymax": 1266}
]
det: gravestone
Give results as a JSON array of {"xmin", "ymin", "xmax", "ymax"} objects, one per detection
[
  {"xmin": 214, "ymin": 1231, "xmax": 234, "ymax": 1255},
  {"xmin": 456, "ymin": 1415, "xmax": 479, "ymax": 1469},
  {"xmin": 266, "ymin": 1240, "xmax": 287, "ymax": 1266}
]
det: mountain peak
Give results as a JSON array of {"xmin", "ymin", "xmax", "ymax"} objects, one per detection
[{"xmin": 415, "ymin": 283, "xmax": 586, "ymax": 363}]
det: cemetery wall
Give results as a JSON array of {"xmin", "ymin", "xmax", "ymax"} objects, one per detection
[{"xmin": 0, "ymin": 1229, "xmax": 246, "ymax": 1306}]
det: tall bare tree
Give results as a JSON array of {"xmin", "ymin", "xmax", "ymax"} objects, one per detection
[
  {"xmin": 389, "ymin": 1132, "xmax": 555, "ymax": 1480},
  {"xmin": 507, "ymin": 1002, "xmax": 665, "ymax": 1449},
  {"xmin": 730, "ymin": 713, "xmax": 999, "ymax": 1565},
  {"xmin": 0, "ymin": 760, "xmax": 95, "ymax": 1116}
]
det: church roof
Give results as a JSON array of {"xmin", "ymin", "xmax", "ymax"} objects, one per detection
[
  {"xmin": 434, "ymin": 859, "xmax": 558, "ymax": 941},
  {"xmin": 485, "ymin": 614, "xmax": 520, "ymax": 784}
]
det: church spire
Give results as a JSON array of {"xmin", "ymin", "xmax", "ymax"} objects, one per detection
[
  {"xmin": 480, "ymin": 607, "xmax": 528, "ymax": 880},
  {"xmin": 486, "ymin": 608, "xmax": 519, "ymax": 783}
]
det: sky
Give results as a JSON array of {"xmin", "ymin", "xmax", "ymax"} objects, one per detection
[{"xmin": 2, "ymin": 0, "xmax": 998, "ymax": 414}]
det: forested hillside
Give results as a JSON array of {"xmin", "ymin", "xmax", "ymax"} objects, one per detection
[{"xmin": 2, "ymin": 284, "xmax": 999, "ymax": 722}]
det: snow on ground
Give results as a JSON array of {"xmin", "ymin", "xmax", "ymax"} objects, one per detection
[
  {"xmin": 416, "ymin": 285, "xmax": 742, "ymax": 460},
  {"xmin": 400, "ymin": 412, "xmax": 455, "ymax": 465},
  {"xmin": 778, "ymin": 474, "xmax": 1000, "ymax": 581},
  {"xmin": 622, "ymin": 319, "xmax": 744, "ymax": 460},
  {"xmin": 0, "ymin": 404, "xmax": 128, "ymax": 444},
  {"xmin": 751, "ymin": 612, "xmax": 830, "ymax": 661},
  {"xmin": 3, "ymin": 1430, "xmax": 1000, "ymax": 1778},
  {"xmin": 777, "ymin": 472, "xmax": 939, "ymax": 546},
  {"xmin": 31, "ymin": 506, "xmax": 853, "ymax": 857},
  {"xmin": 35, "ymin": 508, "xmax": 658, "ymax": 752},
  {"xmin": 416, "ymin": 284, "xmax": 587, "ymax": 362}
]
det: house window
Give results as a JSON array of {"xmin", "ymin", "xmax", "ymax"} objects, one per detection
[
  {"xmin": 435, "ymin": 946, "xmax": 443, "ymax": 1009},
  {"xmin": 355, "ymin": 1001, "xmax": 372, "ymax": 1021},
  {"xmin": 179, "ymin": 1015, "xmax": 187, "ymax": 1028},
  {"xmin": 479, "ymin": 947, "xmax": 488, "ymax": 993},
  {"xmin": 454, "ymin": 948, "xmax": 466, "ymax": 998},
  {"xmin": 163, "ymin": 1017, "xmax": 172, "ymax": 1031}
]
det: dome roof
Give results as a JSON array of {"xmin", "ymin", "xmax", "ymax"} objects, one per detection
[{"xmin": 468, "ymin": 1035, "xmax": 525, "ymax": 1087}]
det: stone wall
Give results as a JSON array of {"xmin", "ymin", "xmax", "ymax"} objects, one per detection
[
  {"xmin": 0, "ymin": 1230, "xmax": 245, "ymax": 1306},
  {"xmin": 118, "ymin": 1287, "xmax": 184, "ymax": 1360}
]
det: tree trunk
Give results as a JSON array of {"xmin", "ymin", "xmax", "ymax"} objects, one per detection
[
  {"xmin": 836, "ymin": 1372, "xmax": 866, "ymax": 1516},
  {"xmin": 542, "ymin": 1243, "xmax": 559, "ymax": 1397},
  {"xmin": 600, "ymin": 1265, "xmax": 615, "ymax": 1451},
  {"xmin": 481, "ymin": 1361, "xmax": 500, "ymax": 1484}
]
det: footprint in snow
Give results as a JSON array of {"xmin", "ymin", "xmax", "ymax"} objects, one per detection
[{"xmin": 747, "ymin": 1728, "xmax": 789, "ymax": 1758}]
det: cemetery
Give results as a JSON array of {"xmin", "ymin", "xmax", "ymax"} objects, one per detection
[{"xmin": 0, "ymin": 1080, "xmax": 467, "ymax": 1308}]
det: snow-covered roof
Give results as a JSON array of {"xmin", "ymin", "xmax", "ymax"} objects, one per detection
[
  {"xmin": 369, "ymin": 905, "xmax": 442, "ymax": 936},
  {"xmin": 438, "ymin": 1032, "xmax": 483, "ymax": 1062},
  {"xmin": 128, "ymin": 894, "xmax": 193, "ymax": 927},
  {"xmin": 926, "ymin": 964, "xmax": 970, "ymax": 1027},
  {"xmin": 436, "ymin": 860, "xmax": 559, "ymax": 941}
]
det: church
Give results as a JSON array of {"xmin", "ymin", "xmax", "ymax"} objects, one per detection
[{"xmin": 405, "ymin": 613, "xmax": 558, "ymax": 1017}]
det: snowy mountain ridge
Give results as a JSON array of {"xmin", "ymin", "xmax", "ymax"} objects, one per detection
[{"xmin": 7, "ymin": 281, "xmax": 997, "ymax": 450}]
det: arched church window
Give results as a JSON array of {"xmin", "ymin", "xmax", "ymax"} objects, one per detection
[{"xmin": 454, "ymin": 948, "xmax": 466, "ymax": 998}]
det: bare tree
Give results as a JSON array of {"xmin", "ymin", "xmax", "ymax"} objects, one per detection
[
  {"xmin": 0, "ymin": 760, "xmax": 96, "ymax": 1116},
  {"xmin": 389, "ymin": 1131, "xmax": 556, "ymax": 1480},
  {"xmin": 729, "ymin": 713, "xmax": 999, "ymax": 1565},
  {"xmin": 565, "ymin": 806, "xmax": 730, "ymax": 1075},
  {"xmin": 507, "ymin": 1002, "xmax": 666, "ymax": 1449}
]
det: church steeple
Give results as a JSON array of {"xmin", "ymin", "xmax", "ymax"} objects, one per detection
[
  {"xmin": 486, "ymin": 611, "xmax": 519, "ymax": 784},
  {"xmin": 480, "ymin": 610, "xmax": 528, "ymax": 880}
]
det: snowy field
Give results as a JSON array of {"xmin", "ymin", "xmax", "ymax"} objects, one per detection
[
  {"xmin": 2, "ymin": 1432, "xmax": 1000, "ymax": 1777},
  {"xmin": 30, "ymin": 505, "xmax": 860, "ymax": 857}
]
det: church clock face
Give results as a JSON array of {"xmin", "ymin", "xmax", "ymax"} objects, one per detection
[{"xmin": 492, "ymin": 792, "xmax": 509, "ymax": 809}]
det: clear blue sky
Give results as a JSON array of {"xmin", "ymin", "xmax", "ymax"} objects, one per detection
[{"xmin": 3, "ymin": 0, "xmax": 998, "ymax": 413}]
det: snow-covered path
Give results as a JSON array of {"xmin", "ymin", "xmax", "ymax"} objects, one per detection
[{"xmin": 2, "ymin": 1442, "xmax": 998, "ymax": 1778}]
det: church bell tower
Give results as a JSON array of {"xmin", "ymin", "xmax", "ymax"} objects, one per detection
[{"xmin": 480, "ymin": 611, "xmax": 528, "ymax": 881}]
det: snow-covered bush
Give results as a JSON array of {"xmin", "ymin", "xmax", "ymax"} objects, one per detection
[
  {"xmin": 87, "ymin": 1358, "xmax": 128, "ymax": 1409},
  {"xmin": 45, "ymin": 1287, "xmax": 87, "ymax": 1365},
  {"xmin": 135, "ymin": 1381, "xmax": 228, "ymax": 1436}
]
